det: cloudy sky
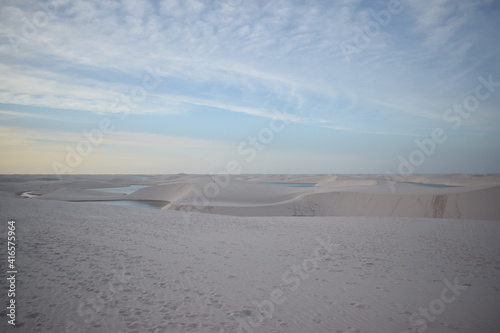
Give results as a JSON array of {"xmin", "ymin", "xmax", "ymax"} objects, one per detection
[{"xmin": 1, "ymin": 0, "xmax": 499, "ymax": 174}]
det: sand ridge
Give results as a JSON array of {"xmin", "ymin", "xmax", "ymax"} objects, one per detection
[{"xmin": 2, "ymin": 174, "xmax": 500, "ymax": 220}]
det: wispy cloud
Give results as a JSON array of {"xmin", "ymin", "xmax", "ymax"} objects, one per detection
[{"xmin": 1, "ymin": 0, "xmax": 499, "ymax": 173}]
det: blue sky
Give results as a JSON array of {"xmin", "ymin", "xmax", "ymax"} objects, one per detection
[{"xmin": 1, "ymin": 0, "xmax": 499, "ymax": 174}]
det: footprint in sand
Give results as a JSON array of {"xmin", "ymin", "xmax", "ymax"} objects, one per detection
[{"xmin": 350, "ymin": 302, "xmax": 366, "ymax": 309}]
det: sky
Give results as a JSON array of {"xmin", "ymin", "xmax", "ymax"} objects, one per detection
[{"xmin": 1, "ymin": 0, "xmax": 499, "ymax": 175}]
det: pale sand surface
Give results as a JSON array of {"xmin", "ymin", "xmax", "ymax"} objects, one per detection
[{"xmin": 0, "ymin": 174, "xmax": 499, "ymax": 332}]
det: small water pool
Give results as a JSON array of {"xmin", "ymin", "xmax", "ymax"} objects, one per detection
[
  {"xmin": 262, "ymin": 182, "xmax": 316, "ymax": 188},
  {"xmin": 403, "ymin": 182, "xmax": 462, "ymax": 188},
  {"xmin": 88, "ymin": 185, "xmax": 150, "ymax": 194},
  {"xmin": 78, "ymin": 200, "xmax": 167, "ymax": 209}
]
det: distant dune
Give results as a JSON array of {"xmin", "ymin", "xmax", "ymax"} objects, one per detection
[{"xmin": 18, "ymin": 174, "xmax": 500, "ymax": 220}]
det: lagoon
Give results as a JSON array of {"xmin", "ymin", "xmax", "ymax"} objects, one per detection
[
  {"xmin": 262, "ymin": 182, "xmax": 316, "ymax": 188},
  {"xmin": 403, "ymin": 182, "xmax": 462, "ymax": 188},
  {"xmin": 79, "ymin": 200, "xmax": 166, "ymax": 209},
  {"xmin": 88, "ymin": 185, "xmax": 150, "ymax": 194}
]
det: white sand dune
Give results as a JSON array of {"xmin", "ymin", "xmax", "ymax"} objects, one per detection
[
  {"xmin": 21, "ymin": 174, "xmax": 500, "ymax": 220},
  {"xmin": 0, "ymin": 174, "xmax": 499, "ymax": 332},
  {"xmin": 164, "ymin": 183, "xmax": 500, "ymax": 220},
  {"xmin": 127, "ymin": 177, "xmax": 500, "ymax": 220},
  {"xmin": 0, "ymin": 194, "xmax": 499, "ymax": 332}
]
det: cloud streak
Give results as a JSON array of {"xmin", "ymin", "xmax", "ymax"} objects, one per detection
[{"xmin": 0, "ymin": 0, "xmax": 499, "ymax": 173}]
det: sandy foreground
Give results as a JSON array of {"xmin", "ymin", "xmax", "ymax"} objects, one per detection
[{"xmin": 0, "ymin": 174, "xmax": 499, "ymax": 332}]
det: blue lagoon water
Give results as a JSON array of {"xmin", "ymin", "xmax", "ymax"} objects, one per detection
[
  {"xmin": 83, "ymin": 185, "xmax": 163, "ymax": 208},
  {"xmin": 79, "ymin": 200, "xmax": 166, "ymax": 209},
  {"xmin": 403, "ymin": 182, "xmax": 462, "ymax": 188},
  {"xmin": 262, "ymin": 182, "xmax": 316, "ymax": 188},
  {"xmin": 88, "ymin": 185, "xmax": 150, "ymax": 194}
]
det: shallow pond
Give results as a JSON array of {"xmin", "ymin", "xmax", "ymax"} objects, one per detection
[
  {"xmin": 262, "ymin": 182, "xmax": 316, "ymax": 187},
  {"xmin": 88, "ymin": 185, "xmax": 150, "ymax": 194},
  {"xmin": 403, "ymin": 182, "xmax": 462, "ymax": 188},
  {"xmin": 78, "ymin": 200, "xmax": 166, "ymax": 209}
]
